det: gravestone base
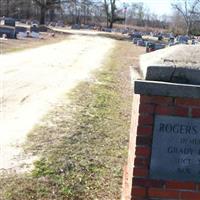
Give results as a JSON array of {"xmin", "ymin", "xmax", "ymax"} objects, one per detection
[{"xmin": 129, "ymin": 80, "xmax": 200, "ymax": 200}]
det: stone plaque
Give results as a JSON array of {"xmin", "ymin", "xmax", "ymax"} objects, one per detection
[{"xmin": 150, "ymin": 115, "xmax": 200, "ymax": 182}]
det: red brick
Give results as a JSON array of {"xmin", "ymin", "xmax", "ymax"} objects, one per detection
[
  {"xmin": 174, "ymin": 107, "xmax": 189, "ymax": 117},
  {"xmin": 166, "ymin": 180, "xmax": 196, "ymax": 190},
  {"xmin": 133, "ymin": 168, "xmax": 148, "ymax": 177},
  {"xmin": 155, "ymin": 105, "xmax": 174, "ymax": 115},
  {"xmin": 140, "ymin": 95, "xmax": 173, "ymax": 105},
  {"xmin": 135, "ymin": 147, "xmax": 151, "ymax": 157},
  {"xmin": 139, "ymin": 115, "xmax": 154, "ymax": 125},
  {"xmin": 175, "ymin": 98, "xmax": 200, "ymax": 106},
  {"xmin": 137, "ymin": 126, "xmax": 153, "ymax": 136},
  {"xmin": 192, "ymin": 108, "xmax": 200, "ymax": 117},
  {"xmin": 148, "ymin": 188, "xmax": 179, "ymax": 199},
  {"xmin": 132, "ymin": 187, "xmax": 146, "ymax": 197},
  {"xmin": 131, "ymin": 198, "xmax": 147, "ymax": 200},
  {"xmin": 136, "ymin": 136, "xmax": 152, "ymax": 146},
  {"xmin": 139, "ymin": 104, "xmax": 155, "ymax": 114},
  {"xmin": 196, "ymin": 183, "xmax": 200, "ymax": 191},
  {"xmin": 181, "ymin": 191, "xmax": 200, "ymax": 200},
  {"xmin": 133, "ymin": 178, "xmax": 164, "ymax": 188},
  {"xmin": 134, "ymin": 157, "xmax": 149, "ymax": 168}
]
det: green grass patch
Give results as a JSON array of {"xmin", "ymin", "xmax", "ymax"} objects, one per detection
[{"xmin": 0, "ymin": 40, "xmax": 142, "ymax": 200}]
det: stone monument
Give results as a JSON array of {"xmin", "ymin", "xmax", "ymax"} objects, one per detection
[{"xmin": 123, "ymin": 64, "xmax": 200, "ymax": 200}]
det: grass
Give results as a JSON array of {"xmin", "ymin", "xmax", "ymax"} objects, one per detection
[{"xmin": 0, "ymin": 39, "xmax": 144, "ymax": 200}]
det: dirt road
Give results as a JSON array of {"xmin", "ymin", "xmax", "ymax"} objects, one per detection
[{"xmin": 0, "ymin": 34, "xmax": 115, "ymax": 172}]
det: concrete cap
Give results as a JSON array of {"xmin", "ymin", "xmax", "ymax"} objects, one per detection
[
  {"xmin": 146, "ymin": 65, "xmax": 200, "ymax": 85},
  {"xmin": 139, "ymin": 45, "xmax": 200, "ymax": 85},
  {"xmin": 134, "ymin": 80, "xmax": 200, "ymax": 99}
]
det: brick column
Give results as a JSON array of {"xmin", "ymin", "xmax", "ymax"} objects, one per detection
[{"xmin": 129, "ymin": 80, "xmax": 200, "ymax": 200}]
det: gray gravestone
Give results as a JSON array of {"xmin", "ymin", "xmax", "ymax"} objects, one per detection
[
  {"xmin": 30, "ymin": 25, "xmax": 39, "ymax": 33},
  {"xmin": 150, "ymin": 115, "xmax": 200, "ymax": 182}
]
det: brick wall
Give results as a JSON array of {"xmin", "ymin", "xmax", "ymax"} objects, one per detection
[{"xmin": 131, "ymin": 95, "xmax": 200, "ymax": 200}]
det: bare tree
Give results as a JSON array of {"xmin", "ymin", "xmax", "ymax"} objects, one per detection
[
  {"xmin": 172, "ymin": 0, "xmax": 200, "ymax": 35},
  {"xmin": 32, "ymin": 0, "xmax": 64, "ymax": 24},
  {"xmin": 103, "ymin": 0, "xmax": 117, "ymax": 28},
  {"xmin": 0, "ymin": 0, "xmax": 171, "ymax": 29},
  {"xmin": 0, "ymin": 0, "xmax": 10, "ymax": 16}
]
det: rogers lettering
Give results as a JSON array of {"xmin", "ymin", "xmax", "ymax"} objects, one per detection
[{"xmin": 150, "ymin": 115, "xmax": 200, "ymax": 182}]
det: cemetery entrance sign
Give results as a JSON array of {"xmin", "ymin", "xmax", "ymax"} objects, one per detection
[
  {"xmin": 150, "ymin": 115, "xmax": 200, "ymax": 182},
  {"xmin": 129, "ymin": 69, "xmax": 200, "ymax": 199}
]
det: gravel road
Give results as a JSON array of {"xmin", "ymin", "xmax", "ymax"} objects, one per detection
[{"xmin": 0, "ymin": 34, "xmax": 115, "ymax": 172}]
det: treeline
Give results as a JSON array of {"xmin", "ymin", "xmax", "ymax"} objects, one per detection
[
  {"xmin": 0, "ymin": 0, "xmax": 41, "ymax": 21},
  {"xmin": 0, "ymin": 0, "xmax": 169, "ymax": 29},
  {"xmin": 1, "ymin": 0, "xmax": 200, "ymax": 35},
  {"xmin": 171, "ymin": 0, "xmax": 200, "ymax": 35},
  {"xmin": 125, "ymin": 3, "xmax": 169, "ymax": 29},
  {"xmin": 0, "ymin": 0, "xmax": 101, "ymax": 25}
]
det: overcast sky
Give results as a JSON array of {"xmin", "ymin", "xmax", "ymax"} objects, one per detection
[{"xmin": 124, "ymin": 0, "xmax": 173, "ymax": 16}]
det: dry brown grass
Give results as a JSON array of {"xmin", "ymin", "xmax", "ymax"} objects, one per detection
[{"xmin": 0, "ymin": 32, "xmax": 70, "ymax": 54}]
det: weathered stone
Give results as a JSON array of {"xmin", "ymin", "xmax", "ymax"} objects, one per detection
[
  {"xmin": 140, "ymin": 45, "xmax": 200, "ymax": 81},
  {"xmin": 134, "ymin": 80, "xmax": 200, "ymax": 99},
  {"xmin": 146, "ymin": 65, "xmax": 200, "ymax": 85},
  {"xmin": 1, "ymin": 17, "xmax": 16, "ymax": 27},
  {"xmin": 30, "ymin": 25, "xmax": 39, "ymax": 33},
  {"xmin": 0, "ymin": 26, "xmax": 16, "ymax": 39},
  {"xmin": 15, "ymin": 26, "xmax": 27, "ymax": 34}
]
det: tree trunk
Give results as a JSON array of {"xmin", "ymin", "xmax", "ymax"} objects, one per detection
[
  {"xmin": 109, "ymin": 0, "xmax": 115, "ymax": 29},
  {"xmin": 6, "ymin": 0, "xmax": 9, "ymax": 16},
  {"xmin": 109, "ymin": 21, "xmax": 113, "ymax": 28},
  {"xmin": 26, "ymin": 1, "xmax": 31, "ymax": 19},
  {"xmin": 40, "ymin": 6, "xmax": 46, "ymax": 25},
  {"xmin": 186, "ymin": 26, "xmax": 189, "ymax": 35},
  {"xmin": 50, "ymin": 9, "xmax": 55, "ymax": 22},
  {"xmin": 83, "ymin": 5, "xmax": 86, "ymax": 24},
  {"xmin": 106, "ymin": 15, "xmax": 109, "ymax": 27},
  {"xmin": 104, "ymin": 0, "xmax": 109, "ymax": 28},
  {"xmin": 186, "ymin": 20, "xmax": 191, "ymax": 35}
]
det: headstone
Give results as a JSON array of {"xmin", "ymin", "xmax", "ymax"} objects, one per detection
[
  {"xmin": 0, "ymin": 26, "xmax": 16, "ymax": 39},
  {"xmin": 71, "ymin": 24, "xmax": 81, "ymax": 30},
  {"xmin": 1, "ymin": 17, "xmax": 16, "ymax": 27},
  {"xmin": 15, "ymin": 26, "xmax": 27, "ymax": 34},
  {"xmin": 31, "ymin": 31, "xmax": 39, "ymax": 38},
  {"xmin": 30, "ymin": 25, "xmax": 39, "ymax": 33},
  {"xmin": 17, "ymin": 31, "xmax": 27, "ymax": 39}
]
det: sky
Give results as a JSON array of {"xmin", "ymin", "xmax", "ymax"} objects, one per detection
[{"xmin": 124, "ymin": 0, "xmax": 173, "ymax": 16}]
